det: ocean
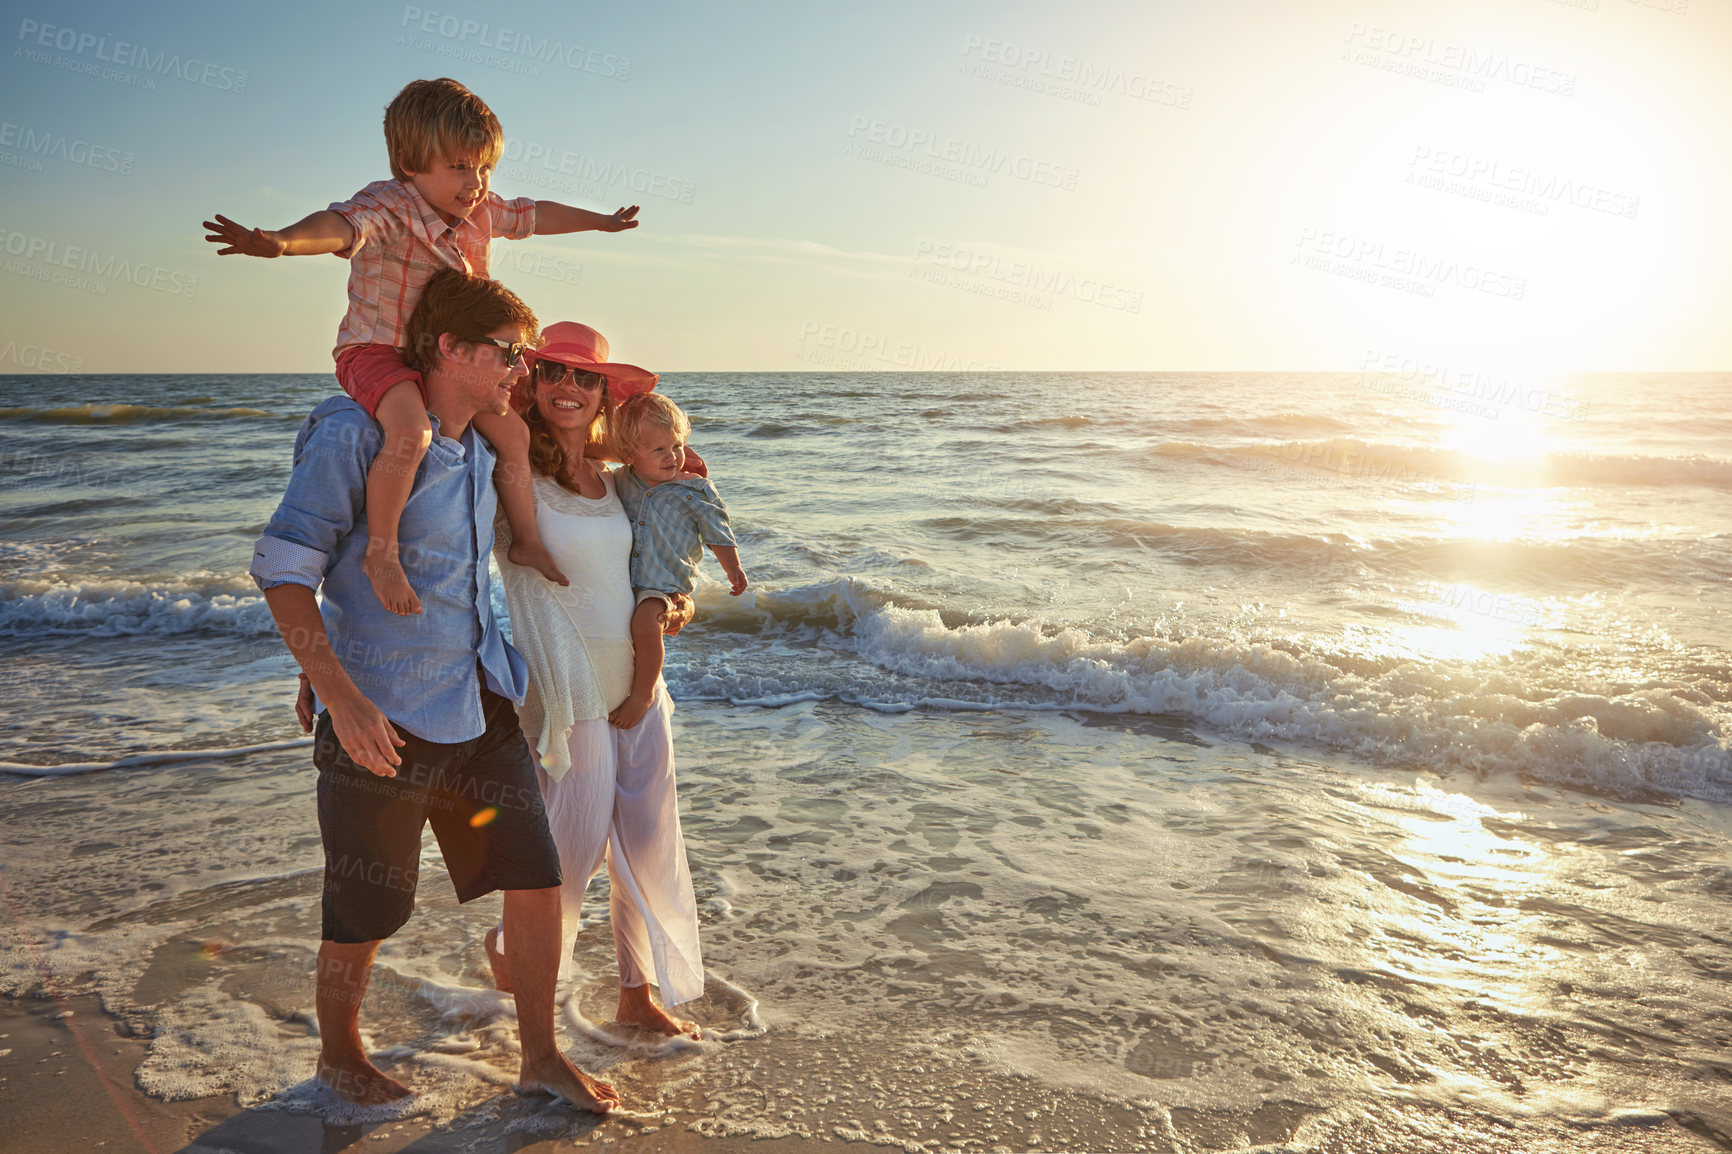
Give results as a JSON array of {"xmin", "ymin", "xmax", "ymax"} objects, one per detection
[{"xmin": 2, "ymin": 369, "xmax": 1730, "ymax": 1152}]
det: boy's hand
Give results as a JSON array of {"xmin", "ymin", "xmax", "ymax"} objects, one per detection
[
  {"xmin": 725, "ymin": 568, "xmax": 749, "ymax": 596},
  {"xmin": 609, "ymin": 692, "xmax": 653, "ymax": 730},
  {"xmin": 202, "ymin": 214, "xmax": 288, "ymax": 258},
  {"xmin": 598, "ymin": 205, "xmax": 640, "ymax": 232}
]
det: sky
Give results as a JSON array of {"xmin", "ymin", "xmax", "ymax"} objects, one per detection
[{"xmin": 0, "ymin": 0, "xmax": 1727, "ymax": 374}]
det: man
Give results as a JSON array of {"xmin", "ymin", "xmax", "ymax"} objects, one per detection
[{"xmin": 249, "ymin": 269, "xmax": 615, "ymax": 1112}]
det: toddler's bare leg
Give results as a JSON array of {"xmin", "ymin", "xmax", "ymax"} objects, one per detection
[
  {"xmin": 363, "ymin": 383, "xmax": 431, "ymax": 616},
  {"xmin": 475, "ymin": 408, "xmax": 568, "ymax": 586}
]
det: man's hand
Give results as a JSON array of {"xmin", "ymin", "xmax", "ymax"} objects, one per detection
[
  {"xmin": 608, "ymin": 692, "xmax": 653, "ymax": 730},
  {"xmin": 660, "ymin": 591, "xmax": 695, "ymax": 637},
  {"xmin": 202, "ymin": 213, "xmax": 289, "ymax": 257},
  {"xmin": 598, "ymin": 205, "xmax": 640, "ymax": 232},
  {"xmin": 326, "ymin": 693, "xmax": 406, "ymax": 777},
  {"xmin": 295, "ymin": 673, "xmax": 316, "ymax": 733}
]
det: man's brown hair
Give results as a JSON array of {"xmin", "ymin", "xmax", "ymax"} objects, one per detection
[
  {"xmin": 400, "ymin": 268, "xmax": 538, "ymax": 375},
  {"xmin": 384, "ymin": 77, "xmax": 504, "ymax": 181}
]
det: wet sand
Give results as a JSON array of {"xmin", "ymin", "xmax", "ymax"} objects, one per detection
[{"xmin": 8, "ymin": 707, "xmax": 1732, "ymax": 1152}]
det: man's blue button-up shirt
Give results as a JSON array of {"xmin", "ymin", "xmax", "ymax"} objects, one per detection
[{"xmin": 248, "ymin": 396, "xmax": 526, "ymax": 744}]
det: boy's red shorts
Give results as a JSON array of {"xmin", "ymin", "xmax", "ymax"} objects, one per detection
[{"xmin": 335, "ymin": 343, "xmax": 425, "ymax": 417}]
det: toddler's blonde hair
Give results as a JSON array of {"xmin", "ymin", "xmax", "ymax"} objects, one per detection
[
  {"xmin": 614, "ymin": 392, "xmax": 690, "ymax": 459},
  {"xmin": 384, "ymin": 78, "xmax": 504, "ymax": 181}
]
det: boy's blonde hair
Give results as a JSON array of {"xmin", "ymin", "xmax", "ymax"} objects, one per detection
[
  {"xmin": 614, "ymin": 391, "xmax": 690, "ymax": 459},
  {"xmin": 384, "ymin": 78, "xmax": 504, "ymax": 181}
]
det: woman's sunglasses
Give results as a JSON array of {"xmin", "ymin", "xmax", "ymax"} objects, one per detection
[{"xmin": 532, "ymin": 360, "xmax": 607, "ymax": 390}]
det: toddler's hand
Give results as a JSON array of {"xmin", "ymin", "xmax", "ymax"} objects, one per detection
[
  {"xmin": 599, "ymin": 205, "xmax": 640, "ymax": 232},
  {"xmin": 727, "ymin": 570, "xmax": 749, "ymax": 596},
  {"xmin": 202, "ymin": 214, "xmax": 288, "ymax": 258}
]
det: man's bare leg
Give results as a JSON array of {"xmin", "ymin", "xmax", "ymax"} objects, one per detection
[
  {"xmin": 617, "ymin": 983, "xmax": 701, "ymax": 1039},
  {"xmin": 504, "ymin": 887, "xmax": 620, "ymax": 1113},
  {"xmin": 315, "ymin": 940, "xmax": 413, "ymax": 1105},
  {"xmin": 482, "ymin": 922, "xmax": 513, "ymax": 993}
]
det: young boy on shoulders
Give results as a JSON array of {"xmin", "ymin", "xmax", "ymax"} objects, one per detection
[
  {"xmin": 608, "ymin": 392, "xmax": 748, "ymax": 730},
  {"xmin": 204, "ymin": 77, "xmax": 631, "ymax": 614}
]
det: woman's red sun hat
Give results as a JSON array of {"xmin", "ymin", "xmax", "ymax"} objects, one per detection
[{"xmin": 525, "ymin": 322, "xmax": 658, "ymax": 402}]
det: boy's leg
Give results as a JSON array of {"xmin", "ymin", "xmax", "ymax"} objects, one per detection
[
  {"xmin": 363, "ymin": 382, "xmax": 433, "ymax": 616},
  {"xmin": 315, "ymin": 939, "xmax": 411, "ymax": 1104},
  {"xmin": 473, "ymin": 408, "xmax": 568, "ymax": 586}
]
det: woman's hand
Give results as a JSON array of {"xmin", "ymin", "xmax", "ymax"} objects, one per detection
[
  {"xmin": 660, "ymin": 592, "xmax": 695, "ymax": 636},
  {"xmin": 609, "ymin": 692, "xmax": 653, "ymax": 730}
]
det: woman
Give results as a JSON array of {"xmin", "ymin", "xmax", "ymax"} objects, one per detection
[{"xmin": 483, "ymin": 320, "xmax": 705, "ymax": 1039}]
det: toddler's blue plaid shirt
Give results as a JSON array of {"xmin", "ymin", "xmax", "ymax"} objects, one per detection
[{"xmin": 613, "ymin": 465, "xmax": 738, "ymax": 596}]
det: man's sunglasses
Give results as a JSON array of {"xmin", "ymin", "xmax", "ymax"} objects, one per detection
[
  {"xmin": 474, "ymin": 336, "xmax": 530, "ymax": 368},
  {"xmin": 531, "ymin": 360, "xmax": 607, "ymax": 390}
]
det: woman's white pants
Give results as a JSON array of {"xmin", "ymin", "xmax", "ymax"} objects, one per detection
[{"xmin": 501, "ymin": 688, "xmax": 705, "ymax": 1006}]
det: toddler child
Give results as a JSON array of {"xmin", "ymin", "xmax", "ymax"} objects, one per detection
[
  {"xmin": 609, "ymin": 392, "xmax": 747, "ymax": 730},
  {"xmin": 203, "ymin": 77, "xmax": 635, "ymax": 613}
]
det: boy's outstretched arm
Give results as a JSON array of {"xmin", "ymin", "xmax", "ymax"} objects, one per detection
[
  {"xmin": 534, "ymin": 202, "xmax": 640, "ymax": 235},
  {"xmin": 203, "ymin": 210, "xmax": 355, "ymax": 257}
]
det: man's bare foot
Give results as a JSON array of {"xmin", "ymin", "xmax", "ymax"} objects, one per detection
[
  {"xmin": 507, "ymin": 539, "xmax": 570, "ymax": 586},
  {"xmin": 516, "ymin": 1053, "xmax": 619, "ymax": 1113},
  {"xmin": 483, "ymin": 924, "xmax": 513, "ymax": 993},
  {"xmin": 617, "ymin": 985, "xmax": 702, "ymax": 1039},
  {"xmin": 317, "ymin": 1052, "xmax": 413, "ymax": 1105},
  {"xmin": 362, "ymin": 553, "xmax": 422, "ymax": 616}
]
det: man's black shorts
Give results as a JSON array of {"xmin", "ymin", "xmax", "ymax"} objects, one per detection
[{"xmin": 314, "ymin": 687, "xmax": 562, "ymax": 943}]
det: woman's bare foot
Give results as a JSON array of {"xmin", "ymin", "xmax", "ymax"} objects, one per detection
[
  {"xmin": 516, "ymin": 1053, "xmax": 619, "ymax": 1113},
  {"xmin": 361, "ymin": 551, "xmax": 422, "ymax": 616},
  {"xmin": 507, "ymin": 539, "xmax": 570, "ymax": 586},
  {"xmin": 617, "ymin": 984, "xmax": 702, "ymax": 1039},
  {"xmin": 483, "ymin": 924, "xmax": 513, "ymax": 993},
  {"xmin": 316, "ymin": 1051, "xmax": 413, "ymax": 1105}
]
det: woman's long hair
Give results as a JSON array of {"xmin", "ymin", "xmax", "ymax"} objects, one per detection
[{"xmin": 520, "ymin": 378, "xmax": 614, "ymax": 493}]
